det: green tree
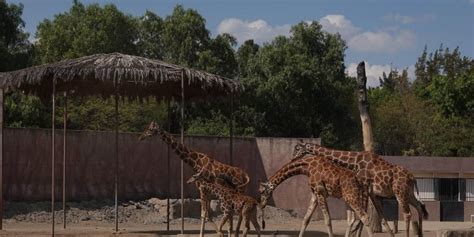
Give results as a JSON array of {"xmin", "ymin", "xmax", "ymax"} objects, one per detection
[
  {"xmin": 237, "ymin": 21, "xmax": 358, "ymax": 148},
  {"xmin": 162, "ymin": 5, "xmax": 210, "ymax": 67},
  {"xmin": 0, "ymin": 0, "xmax": 32, "ymax": 71},
  {"xmin": 137, "ymin": 11, "xmax": 164, "ymax": 59},
  {"xmin": 36, "ymin": 1, "xmax": 138, "ymax": 63},
  {"xmin": 0, "ymin": 1, "xmax": 46, "ymax": 128},
  {"xmin": 197, "ymin": 33, "xmax": 238, "ymax": 78},
  {"xmin": 33, "ymin": 1, "xmax": 167, "ymax": 131},
  {"xmin": 372, "ymin": 45, "xmax": 474, "ymax": 156},
  {"xmin": 236, "ymin": 40, "xmax": 259, "ymax": 78}
]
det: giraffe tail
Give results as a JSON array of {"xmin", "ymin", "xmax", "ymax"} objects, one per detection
[
  {"xmin": 413, "ymin": 178, "xmax": 429, "ymax": 219},
  {"xmin": 414, "ymin": 178, "xmax": 420, "ymax": 196},
  {"xmin": 236, "ymin": 173, "xmax": 251, "ymax": 190}
]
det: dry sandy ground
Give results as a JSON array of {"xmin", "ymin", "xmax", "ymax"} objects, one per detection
[
  {"xmin": 0, "ymin": 219, "xmax": 472, "ymax": 236},
  {"xmin": 1, "ymin": 199, "xmax": 472, "ymax": 236}
]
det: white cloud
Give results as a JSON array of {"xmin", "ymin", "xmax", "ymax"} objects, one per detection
[
  {"xmin": 318, "ymin": 14, "xmax": 416, "ymax": 53},
  {"xmin": 347, "ymin": 62, "xmax": 416, "ymax": 87},
  {"xmin": 217, "ymin": 15, "xmax": 416, "ymax": 53},
  {"xmin": 348, "ymin": 30, "xmax": 416, "ymax": 53},
  {"xmin": 383, "ymin": 13, "xmax": 436, "ymax": 24},
  {"xmin": 470, "ymin": 0, "xmax": 474, "ymax": 4},
  {"xmin": 319, "ymin": 15, "xmax": 360, "ymax": 40},
  {"xmin": 217, "ymin": 18, "xmax": 291, "ymax": 44}
]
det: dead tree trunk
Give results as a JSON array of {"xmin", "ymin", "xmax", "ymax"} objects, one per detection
[{"xmin": 356, "ymin": 61, "xmax": 382, "ymax": 233}]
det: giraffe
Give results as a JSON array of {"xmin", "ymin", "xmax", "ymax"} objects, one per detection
[
  {"xmin": 187, "ymin": 171, "xmax": 263, "ymax": 237},
  {"xmin": 259, "ymin": 155, "xmax": 375, "ymax": 237},
  {"xmin": 292, "ymin": 140, "xmax": 428, "ymax": 237},
  {"xmin": 139, "ymin": 121, "xmax": 250, "ymax": 237}
]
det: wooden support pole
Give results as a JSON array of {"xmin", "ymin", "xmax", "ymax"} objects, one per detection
[
  {"xmin": 180, "ymin": 70, "xmax": 185, "ymax": 234},
  {"xmin": 166, "ymin": 99, "xmax": 171, "ymax": 232},
  {"xmin": 0, "ymin": 89, "xmax": 3, "ymax": 230},
  {"xmin": 51, "ymin": 82, "xmax": 56, "ymax": 236},
  {"xmin": 114, "ymin": 92, "xmax": 119, "ymax": 232},
  {"xmin": 229, "ymin": 93, "xmax": 234, "ymax": 165},
  {"xmin": 63, "ymin": 91, "xmax": 67, "ymax": 229}
]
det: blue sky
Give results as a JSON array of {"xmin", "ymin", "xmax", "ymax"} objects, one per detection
[{"xmin": 8, "ymin": 0, "xmax": 474, "ymax": 86}]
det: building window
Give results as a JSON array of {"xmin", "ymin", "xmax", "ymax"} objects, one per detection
[
  {"xmin": 436, "ymin": 178, "xmax": 466, "ymax": 202},
  {"xmin": 416, "ymin": 178, "xmax": 435, "ymax": 201},
  {"xmin": 467, "ymin": 179, "xmax": 474, "ymax": 201}
]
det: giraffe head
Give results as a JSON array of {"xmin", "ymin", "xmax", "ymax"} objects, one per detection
[
  {"xmin": 186, "ymin": 172, "xmax": 201, "ymax": 184},
  {"xmin": 292, "ymin": 139, "xmax": 312, "ymax": 159},
  {"xmin": 186, "ymin": 170, "xmax": 209, "ymax": 184},
  {"xmin": 258, "ymin": 181, "xmax": 275, "ymax": 208},
  {"xmin": 139, "ymin": 120, "xmax": 159, "ymax": 141}
]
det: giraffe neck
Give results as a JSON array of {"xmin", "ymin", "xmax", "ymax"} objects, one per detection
[
  {"xmin": 268, "ymin": 159, "xmax": 310, "ymax": 190},
  {"xmin": 308, "ymin": 144, "xmax": 348, "ymax": 165},
  {"xmin": 199, "ymin": 181, "xmax": 229, "ymax": 201},
  {"xmin": 156, "ymin": 127, "xmax": 199, "ymax": 169}
]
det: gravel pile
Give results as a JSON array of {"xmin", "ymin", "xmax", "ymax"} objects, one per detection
[{"xmin": 3, "ymin": 198, "xmax": 297, "ymax": 225}]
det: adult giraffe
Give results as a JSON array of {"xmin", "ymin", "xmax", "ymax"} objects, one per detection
[
  {"xmin": 293, "ymin": 140, "xmax": 428, "ymax": 237},
  {"xmin": 139, "ymin": 121, "xmax": 250, "ymax": 237},
  {"xmin": 259, "ymin": 155, "xmax": 377, "ymax": 237}
]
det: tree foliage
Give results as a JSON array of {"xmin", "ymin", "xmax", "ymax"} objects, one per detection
[
  {"xmin": 370, "ymin": 46, "xmax": 473, "ymax": 156},
  {"xmin": 0, "ymin": 0, "xmax": 32, "ymax": 71},
  {"xmin": 2, "ymin": 2, "xmax": 473, "ymax": 155},
  {"xmin": 236, "ymin": 22, "xmax": 359, "ymax": 148}
]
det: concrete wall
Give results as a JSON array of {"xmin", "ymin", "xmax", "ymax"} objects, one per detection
[
  {"xmin": 463, "ymin": 202, "xmax": 474, "ymax": 222},
  {"xmin": 3, "ymin": 128, "xmax": 473, "ymax": 220},
  {"xmin": 3, "ymin": 128, "xmax": 323, "ymax": 217}
]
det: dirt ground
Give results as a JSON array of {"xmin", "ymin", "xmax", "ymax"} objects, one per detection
[{"xmin": 0, "ymin": 199, "xmax": 472, "ymax": 236}]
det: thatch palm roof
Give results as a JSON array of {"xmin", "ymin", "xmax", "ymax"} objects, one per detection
[{"xmin": 0, "ymin": 53, "xmax": 243, "ymax": 99}]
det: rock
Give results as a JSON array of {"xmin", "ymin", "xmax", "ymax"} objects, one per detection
[
  {"xmin": 437, "ymin": 228, "xmax": 474, "ymax": 237},
  {"xmin": 148, "ymin": 198, "xmax": 167, "ymax": 208}
]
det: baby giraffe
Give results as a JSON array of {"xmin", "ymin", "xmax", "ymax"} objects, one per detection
[
  {"xmin": 259, "ymin": 155, "xmax": 374, "ymax": 237},
  {"xmin": 187, "ymin": 172, "xmax": 263, "ymax": 237}
]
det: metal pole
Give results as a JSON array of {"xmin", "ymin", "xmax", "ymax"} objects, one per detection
[
  {"xmin": 51, "ymin": 82, "xmax": 56, "ymax": 236},
  {"xmin": 0, "ymin": 89, "xmax": 4, "ymax": 230},
  {"xmin": 114, "ymin": 93, "xmax": 119, "ymax": 232},
  {"xmin": 62, "ymin": 92, "xmax": 67, "ymax": 229},
  {"xmin": 166, "ymin": 99, "xmax": 171, "ymax": 232},
  {"xmin": 229, "ymin": 93, "xmax": 234, "ymax": 165},
  {"xmin": 180, "ymin": 70, "xmax": 185, "ymax": 234}
]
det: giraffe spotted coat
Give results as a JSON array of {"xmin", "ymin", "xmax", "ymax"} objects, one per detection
[
  {"xmin": 259, "ymin": 155, "xmax": 375, "ymax": 237},
  {"xmin": 293, "ymin": 141, "xmax": 428, "ymax": 237}
]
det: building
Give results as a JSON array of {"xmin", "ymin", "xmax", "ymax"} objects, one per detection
[{"xmin": 384, "ymin": 156, "xmax": 474, "ymax": 221}]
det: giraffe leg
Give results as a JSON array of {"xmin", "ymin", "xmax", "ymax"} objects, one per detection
[
  {"xmin": 396, "ymin": 195, "xmax": 411, "ymax": 237},
  {"xmin": 250, "ymin": 208, "xmax": 261, "ymax": 237},
  {"xmin": 206, "ymin": 198, "xmax": 219, "ymax": 232},
  {"xmin": 228, "ymin": 214, "xmax": 233, "ymax": 237},
  {"xmin": 235, "ymin": 214, "xmax": 243, "ymax": 237},
  {"xmin": 360, "ymin": 215, "xmax": 374, "ymax": 237},
  {"xmin": 408, "ymin": 195, "xmax": 425, "ymax": 237},
  {"xmin": 298, "ymin": 193, "xmax": 318, "ymax": 237},
  {"xmin": 370, "ymin": 194, "xmax": 395, "ymax": 237},
  {"xmin": 345, "ymin": 197, "xmax": 373, "ymax": 237},
  {"xmin": 218, "ymin": 214, "xmax": 231, "ymax": 237},
  {"xmin": 345, "ymin": 208, "xmax": 356, "ymax": 237},
  {"xmin": 317, "ymin": 194, "xmax": 334, "ymax": 237},
  {"xmin": 199, "ymin": 190, "xmax": 208, "ymax": 237},
  {"xmin": 242, "ymin": 215, "xmax": 250, "ymax": 237}
]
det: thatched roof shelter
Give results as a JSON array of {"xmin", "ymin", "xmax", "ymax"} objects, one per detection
[{"xmin": 0, "ymin": 52, "xmax": 243, "ymax": 99}]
